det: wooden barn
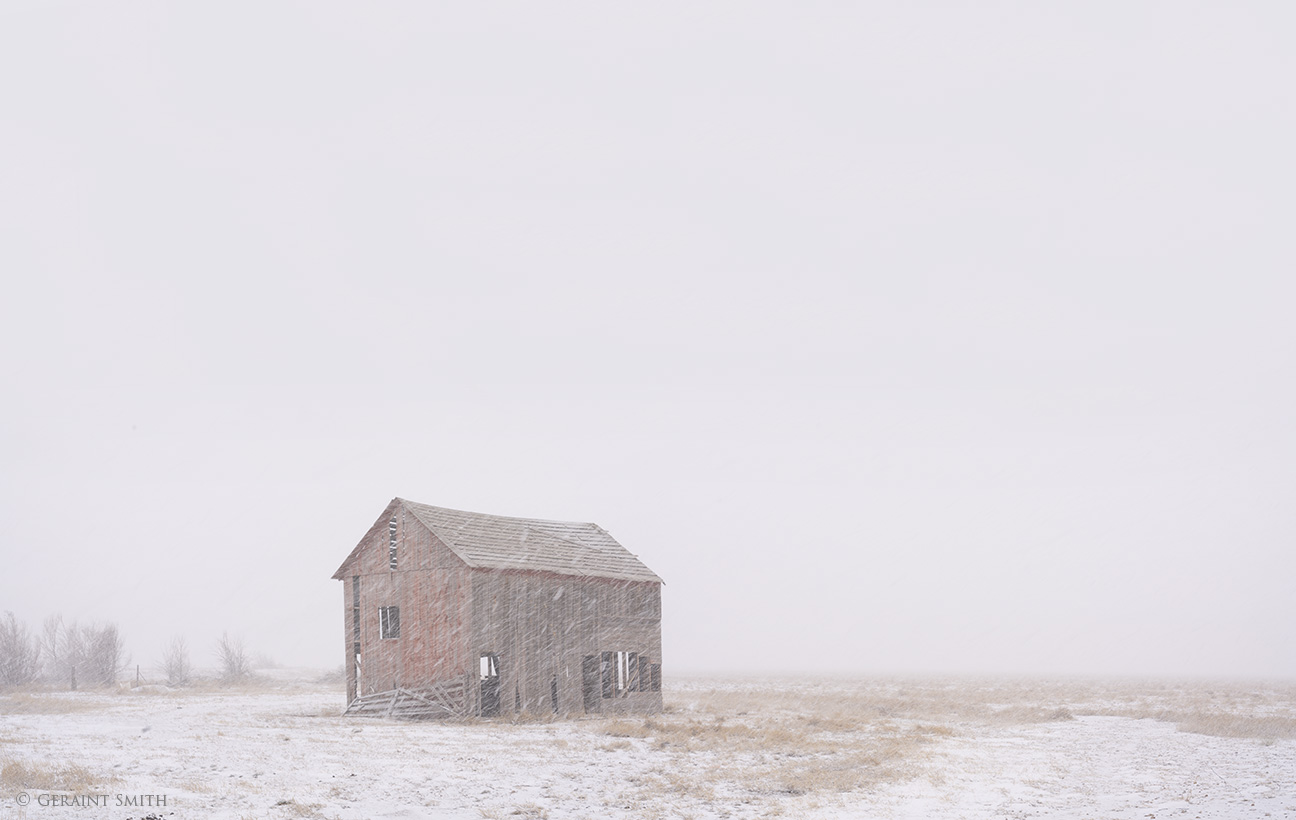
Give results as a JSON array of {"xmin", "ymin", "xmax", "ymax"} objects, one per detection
[{"xmin": 332, "ymin": 498, "xmax": 663, "ymax": 719}]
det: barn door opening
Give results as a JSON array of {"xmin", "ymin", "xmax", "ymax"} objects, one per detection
[
  {"xmin": 581, "ymin": 655, "xmax": 600, "ymax": 713},
  {"xmin": 353, "ymin": 642, "xmax": 362, "ymax": 698},
  {"xmin": 479, "ymin": 653, "xmax": 501, "ymax": 717}
]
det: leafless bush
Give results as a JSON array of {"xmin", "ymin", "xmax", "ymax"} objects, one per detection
[
  {"xmin": 158, "ymin": 635, "xmax": 191, "ymax": 687},
  {"xmin": 81, "ymin": 623, "xmax": 127, "ymax": 687},
  {"xmin": 215, "ymin": 633, "xmax": 251, "ymax": 684},
  {"xmin": 37, "ymin": 615, "xmax": 129, "ymax": 688},
  {"xmin": 0, "ymin": 613, "xmax": 41, "ymax": 687},
  {"xmin": 39, "ymin": 615, "xmax": 65, "ymax": 683},
  {"xmin": 41, "ymin": 614, "xmax": 79, "ymax": 687}
]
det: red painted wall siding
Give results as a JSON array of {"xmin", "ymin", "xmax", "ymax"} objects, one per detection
[{"xmin": 340, "ymin": 502, "xmax": 471, "ymax": 698}]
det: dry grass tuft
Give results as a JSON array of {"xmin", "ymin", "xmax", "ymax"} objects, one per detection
[
  {"xmin": 0, "ymin": 693, "xmax": 95, "ymax": 714},
  {"xmin": 602, "ymin": 719, "xmax": 651, "ymax": 738},
  {"xmin": 271, "ymin": 797, "xmax": 330, "ymax": 818},
  {"xmin": 480, "ymin": 803, "xmax": 550, "ymax": 819},
  {"xmin": 1172, "ymin": 713, "xmax": 1296, "ymax": 740},
  {"xmin": 176, "ymin": 776, "xmax": 215, "ymax": 794},
  {"xmin": 0, "ymin": 758, "xmax": 121, "ymax": 791},
  {"xmin": 987, "ymin": 705, "xmax": 1076, "ymax": 724}
]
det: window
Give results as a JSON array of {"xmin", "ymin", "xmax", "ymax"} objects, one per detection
[
  {"xmin": 601, "ymin": 650, "xmax": 642, "ymax": 697},
  {"xmin": 379, "ymin": 606, "xmax": 400, "ymax": 639},
  {"xmin": 634, "ymin": 659, "xmax": 661, "ymax": 693},
  {"xmin": 600, "ymin": 651, "xmax": 614, "ymax": 698},
  {"xmin": 625, "ymin": 652, "xmax": 639, "ymax": 692},
  {"xmin": 351, "ymin": 576, "xmax": 361, "ymax": 643},
  {"xmin": 388, "ymin": 517, "xmax": 398, "ymax": 570}
]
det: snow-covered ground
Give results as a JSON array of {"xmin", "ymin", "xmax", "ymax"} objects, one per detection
[{"xmin": 2, "ymin": 672, "xmax": 1294, "ymax": 819}]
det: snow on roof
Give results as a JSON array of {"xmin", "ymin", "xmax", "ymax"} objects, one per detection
[{"xmin": 363, "ymin": 499, "xmax": 662, "ymax": 583}]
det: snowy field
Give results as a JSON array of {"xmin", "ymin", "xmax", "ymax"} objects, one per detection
[{"xmin": 2, "ymin": 671, "xmax": 1295, "ymax": 820}]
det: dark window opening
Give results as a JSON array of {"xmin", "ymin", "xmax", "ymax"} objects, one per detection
[
  {"xmin": 379, "ymin": 606, "xmax": 400, "ymax": 639},
  {"xmin": 582, "ymin": 656, "xmax": 600, "ymax": 712},
  {"xmin": 649, "ymin": 663, "xmax": 661, "ymax": 692},
  {"xmin": 600, "ymin": 651, "xmax": 614, "ymax": 698},
  {"xmin": 388, "ymin": 517, "xmax": 398, "ymax": 570},
  {"xmin": 351, "ymin": 576, "xmax": 361, "ymax": 643}
]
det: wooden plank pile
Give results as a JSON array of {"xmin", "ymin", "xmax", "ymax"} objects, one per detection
[{"xmin": 344, "ymin": 679, "xmax": 468, "ymax": 720}]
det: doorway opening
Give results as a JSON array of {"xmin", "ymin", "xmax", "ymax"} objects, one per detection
[{"xmin": 479, "ymin": 653, "xmax": 500, "ymax": 717}]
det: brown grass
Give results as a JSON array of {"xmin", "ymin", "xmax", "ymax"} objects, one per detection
[
  {"xmin": 598, "ymin": 674, "xmax": 1296, "ymax": 812},
  {"xmin": 1171, "ymin": 713, "xmax": 1296, "ymax": 739},
  {"xmin": 271, "ymin": 797, "xmax": 331, "ymax": 818},
  {"xmin": 593, "ymin": 683, "xmax": 974, "ymax": 807},
  {"xmin": 0, "ymin": 758, "xmax": 121, "ymax": 791},
  {"xmin": 1031, "ymin": 678, "xmax": 1296, "ymax": 739},
  {"xmin": 0, "ymin": 693, "xmax": 96, "ymax": 715},
  {"xmin": 1077, "ymin": 708, "xmax": 1296, "ymax": 740}
]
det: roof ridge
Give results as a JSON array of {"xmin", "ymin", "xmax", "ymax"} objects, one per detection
[{"xmin": 398, "ymin": 498, "xmax": 597, "ymax": 528}]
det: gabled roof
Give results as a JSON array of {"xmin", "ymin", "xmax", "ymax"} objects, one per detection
[{"xmin": 334, "ymin": 498, "xmax": 662, "ymax": 584}]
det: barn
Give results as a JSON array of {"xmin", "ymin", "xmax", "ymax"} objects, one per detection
[{"xmin": 332, "ymin": 498, "xmax": 663, "ymax": 718}]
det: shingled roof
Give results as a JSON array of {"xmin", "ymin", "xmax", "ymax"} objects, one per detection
[{"xmin": 338, "ymin": 499, "xmax": 662, "ymax": 584}]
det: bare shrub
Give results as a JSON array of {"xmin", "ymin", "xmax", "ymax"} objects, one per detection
[
  {"xmin": 81, "ymin": 622, "xmax": 127, "ymax": 687},
  {"xmin": 39, "ymin": 614, "xmax": 66, "ymax": 684},
  {"xmin": 159, "ymin": 635, "xmax": 192, "ymax": 687},
  {"xmin": 0, "ymin": 612, "xmax": 40, "ymax": 687},
  {"xmin": 37, "ymin": 615, "xmax": 128, "ymax": 688},
  {"xmin": 215, "ymin": 633, "xmax": 252, "ymax": 684}
]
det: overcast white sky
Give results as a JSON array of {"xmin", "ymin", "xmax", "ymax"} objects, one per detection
[{"xmin": 2, "ymin": 3, "xmax": 1293, "ymax": 679}]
